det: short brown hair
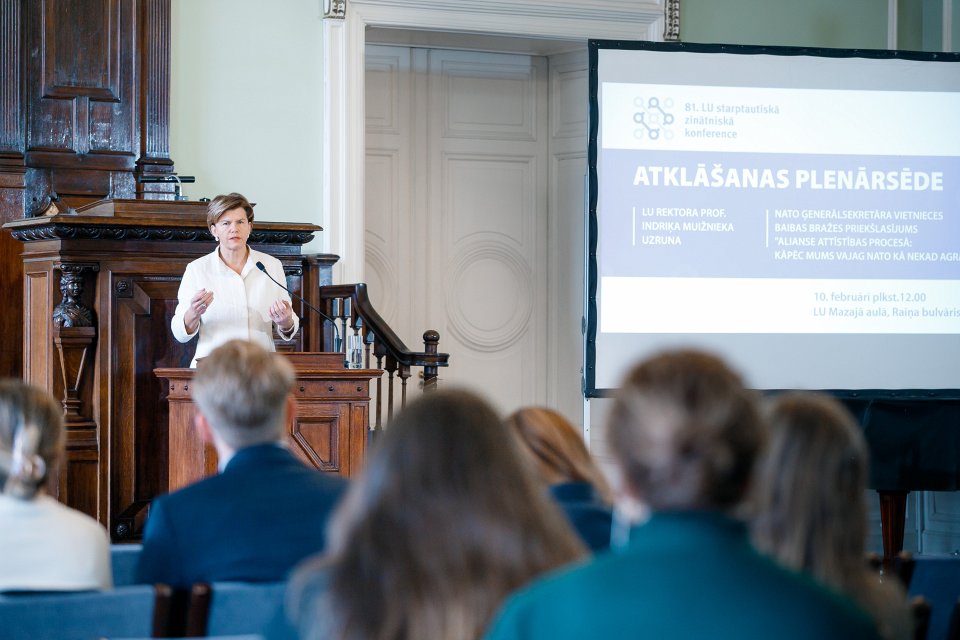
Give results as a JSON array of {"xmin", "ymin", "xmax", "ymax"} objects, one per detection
[
  {"xmin": 191, "ymin": 340, "xmax": 294, "ymax": 449},
  {"xmin": 206, "ymin": 192, "xmax": 255, "ymax": 227},
  {"xmin": 607, "ymin": 349, "xmax": 764, "ymax": 511}
]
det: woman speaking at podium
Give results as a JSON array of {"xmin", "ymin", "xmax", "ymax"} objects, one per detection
[{"xmin": 171, "ymin": 192, "xmax": 299, "ymax": 367}]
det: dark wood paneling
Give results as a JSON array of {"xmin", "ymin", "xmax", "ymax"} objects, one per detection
[
  {"xmin": 1, "ymin": 0, "xmax": 176, "ymax": 378},
  {"xmin": 0, "ymin": 230, "xmax": 24, "ymax": 378},
  {"xmin": 61, "ymin": 451, "xmax": 99, "ymax": 518},
  {"xmin": 291, "ymin": 377, "xmax": 372, "ymax": 477},
  {"xmin": 24, "ymin": 269, "xmax": 52, "ymax": 387},
  {"xmin": 136, "ymin": 0, "xmax": 173, "ymax": 191},
  {"xmin": 46, "ymin": 0, "xmax": 118, "ymax": 100},
  {"xmin": 26, "ymin": 0, "xmax": 135, "ymax": 165},
  {"xmin": 0, "ymin": 0, "xmax": 25, "ymax": 377},
  {"xmin": 291, "ymin": 411, "xmax": 341, "ymax": 471},
  {"xmin": 303, "ymin": 254, "xmax": 340, "ymax": 351},
  {"xmin": 109, "ymin": 276, "xmax": 190, "ymax": 520},
  {"xmin": 0, "ymin": 0, "xmax": 23, "ymax": 155}
]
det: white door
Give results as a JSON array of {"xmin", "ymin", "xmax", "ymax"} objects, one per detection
[{"xmin": 366, "ymin": 44, "xmax": 586, "ymax": 417}]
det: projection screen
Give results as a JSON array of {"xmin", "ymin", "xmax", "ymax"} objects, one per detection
[{"xmin": 586, "ymin": 41, "xmax": 960, "ymax": 395}]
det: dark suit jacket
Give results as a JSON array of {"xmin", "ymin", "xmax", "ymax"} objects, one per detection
[
  {"xmin": 137, "ymin": 444, "xmax": 346, "ymax": 588},
  {"xmin": 549, "ymin": 482, "xmax": 613, "ymax": 552}
]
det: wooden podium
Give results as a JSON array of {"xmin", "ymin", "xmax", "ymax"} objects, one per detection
[
  {"xmin": 4, "ymin": 198, "xmax": 338, "ymax": 540},
  {"xmin": 156, "ymin": 353, "xmax": 380, "ymax": 491}
]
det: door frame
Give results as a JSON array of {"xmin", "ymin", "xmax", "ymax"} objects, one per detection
[{"xmin": 319, "ymin": 0, "xmax": 671, "ymax": 284}]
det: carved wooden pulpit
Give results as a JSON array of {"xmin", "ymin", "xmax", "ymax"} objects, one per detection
[
  {"xmin": 156, "ymin": 352, "xmax": 379, "ymax": 492},
  {"xmin": 4, "ymin": 198, "xmax": 339, "ymax": 540}
]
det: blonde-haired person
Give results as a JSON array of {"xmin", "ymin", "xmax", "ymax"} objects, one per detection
[
  {"xmin": 750, "ymin": 391, "xmax": 912, "ymax": 640},
  {"xmin": 171, "ymin": 192, "xmax": 299, "ymax": 367},
  {"xmin": 286, "ymin": 389, "xmax": 586, "ymax": 640},
  {"xmin": 505, "ymin": 407, "xmax": 614, "ymax": 551},
  {"xmin": 0, "ymin": 379, "xmax": 111, "ymax": 592}
]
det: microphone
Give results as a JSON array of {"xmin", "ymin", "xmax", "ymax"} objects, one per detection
[
  {"xmin": 136, "ymin": 175, "xmax": 196, "ymax": 183},
  {"xmin": 255, "ymin": 261, "xmax": 343, "ymax": 353}
]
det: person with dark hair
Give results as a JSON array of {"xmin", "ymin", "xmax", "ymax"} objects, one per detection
[
  {"xmin": 485, "ymin": 349, "xmax": 881, "ymax": 640},
  {"xmin": 171, "ymin": 192, "xmax": 298, "ymax": 367},
  {"xmin": 751, "ymin": 391, "xmax": 911, "ymax": 640},
  {"xmin": 287, "ymin": 389, "xmax": 586, "ymax": 640},
  {"xmin": 0, "ymin": 379, "xmax": 111, "ymax": 592},
  {"xmin": 137, "ymin": 340, "xmax": 346, "ymax": 588},
  {"xmin": 504, "ymin": 406, "xmax": 613, "ymax": 551}
]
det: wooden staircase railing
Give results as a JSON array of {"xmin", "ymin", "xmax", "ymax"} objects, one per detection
[{"xmin": 317, "ymin": 283, "xmax": 450, "ymax": 430}]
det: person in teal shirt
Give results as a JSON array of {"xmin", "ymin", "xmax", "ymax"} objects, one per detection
[{"xmin": 485, "ymin": 349, "xmax": 883, "ymax": 640}]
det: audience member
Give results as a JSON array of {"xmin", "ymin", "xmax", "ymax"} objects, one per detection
[
  {"xmin": 287, "ymin": 389, "xmax": 586, "ymax": 640},
  {"xmin": 750, "ymin": 391, "xmax": 911, "ymax": 640},
  {"xmin": 484, "ymin": 349, "xmax": 881, "ymax": 640},
  {"xmin": 0, "ymin": 379, "xmax": 111, "ymax": 592},
  {"xmin": 137, "ymin": 339, "xmax": 346, "ymax": 588},
  {"xmin": 505, "ymin": 406, "xmax": 613, "ymax": 551}
]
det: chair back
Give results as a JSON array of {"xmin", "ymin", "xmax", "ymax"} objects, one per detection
[
  {"xmin": 912, "ymin": 595, "xmax": 932, "ymax": 640},
  {"xmin": 944, "ymin": 596, "xmax": 960, "ymax": 640},
  {"xmin": 185, "ymin": 582, "xmax": 287, "ymax": 638},
  {"xmin": 0, "ymin": 584, "xmax": 168, "ymax": 640},
  {"xmin": 111, "ymin": 543, "xmax": 144, "ymax": 586},
  {"xmin": 896, "ymin": 551, "xmax": 918, "ymax": 590},
  {"xmin": 908, "ymin": 556, "xmax": 960, "ymax": 640}
]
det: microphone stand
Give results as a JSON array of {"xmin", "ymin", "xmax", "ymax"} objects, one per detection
[{"xmin": 255, "ymin": 262, "xmax": 345, "ymax": 365}]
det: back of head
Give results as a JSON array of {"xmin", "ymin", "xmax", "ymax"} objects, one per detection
[
  {"xmin": 316, "ymin": 389, "xmax": 585, "ymax": 640},
  {"xmin": 505, "ymin": 406, "xmax": 612, "ymax": 502},
  {"xmin": 0, "ymin": 379, "xmax": 64, "ymax": 500},
  {"xmin": 751, "ymin": 391, "xmax": 869, "ymax": 582},
  {"xmin": 191, "ymin": 340, "xmax": 294, "ymax": 449},
  {"xmin": 608, "ymin": 349, "xmax": 764, "ymax": 512}
]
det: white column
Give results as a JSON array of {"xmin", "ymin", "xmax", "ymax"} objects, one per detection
[{"xmin": 322, "ymin": 13, "xmax": 366, "ymax": 285}]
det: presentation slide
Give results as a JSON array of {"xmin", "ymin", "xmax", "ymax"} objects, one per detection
[{"xmin": 589, "ymin": 43, "xmax": 960, "ymax": 393}]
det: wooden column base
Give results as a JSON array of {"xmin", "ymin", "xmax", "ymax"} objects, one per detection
[{"xmin": 878, "ymin": 489, "xmax": 909, "ymax": 571}]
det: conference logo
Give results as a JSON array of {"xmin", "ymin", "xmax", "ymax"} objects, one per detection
[{"xmin": 633, "ymin": 95, "xmax": 675, "ymax": 141}]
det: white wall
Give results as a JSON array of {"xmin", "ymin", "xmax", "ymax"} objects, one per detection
[{"xmin": 170, "ymin": 0, "xmax": 326, "ymax": 251}]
